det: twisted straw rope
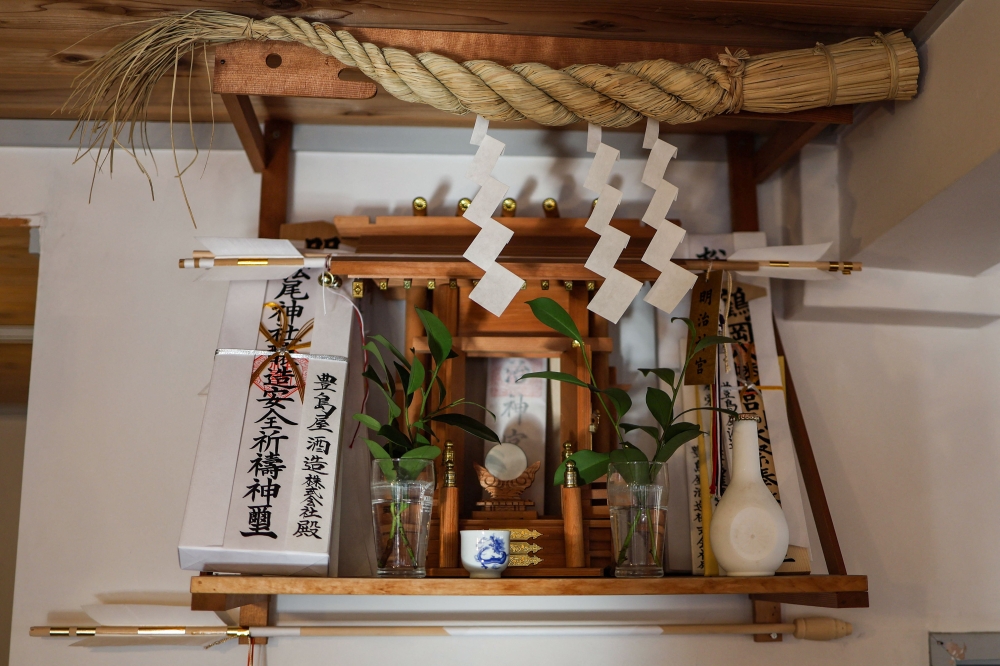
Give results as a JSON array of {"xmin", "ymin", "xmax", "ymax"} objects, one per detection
[
  {"xmin": 67, "ymin": 10, "xmax": 918, "ymax": 133},
  {"xmin": 243, "ymin": 13, "xmax": 736, "ymax": 127},
  {"xmin": 64, "ymin": 10, "xmax": 918, "ymax": 222}
]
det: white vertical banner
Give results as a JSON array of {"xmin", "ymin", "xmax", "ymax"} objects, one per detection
[
  {"xmin": 463, "ymin": 117, "xmax": 522, "ymax": 316},
  {"xmin": 581, "ymin": 124, "xmax": 643, "ymax": 324},
  {"xmin": 639, "ymin": 120, "xmax": 698, "ymax": 314}
]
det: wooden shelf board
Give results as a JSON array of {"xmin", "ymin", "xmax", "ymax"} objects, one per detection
[{"xmin": 191, "ymin": 574, "xmax": 867, "ymax": 598}]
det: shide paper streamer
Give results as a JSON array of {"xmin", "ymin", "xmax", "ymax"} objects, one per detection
[
  {"xmin": 639, "ymin": 118, "xmax": 698, "ymax": 313},
  {"xmin": 463, "ymin": 116, "xmax": 523, "ymax": 316},
  {"xmin": 582, "ymin": 124, "xmax": 643, "ymax": 324}
]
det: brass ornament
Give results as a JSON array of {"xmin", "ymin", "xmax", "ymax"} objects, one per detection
[
  {"xmin": 509, "ymin": 542, "xmax": 542, "ymax": 555},
  {"xmin": 475, "ymin": 461, "xmax": 541, "ymax": 500},
  {"xmin": 508, "ymin": 554, "xmax": 543, "ymax": 567},
  {"xmin": 507, "ymin": 528, "xmax": 542, "ymax": 541},
  {"xmin": 318, "ymin": 271, "xmax": 342, "ymax": 289}
]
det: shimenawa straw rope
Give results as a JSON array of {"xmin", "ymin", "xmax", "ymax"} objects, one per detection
[{"xmin": 63, "ymin": 10, "xmax": 919, "ymax": 216}]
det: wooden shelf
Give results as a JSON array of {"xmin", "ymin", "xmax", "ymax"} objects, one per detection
[{"xmin": 191, "ymin": 574, "xmax": 867, "ymax": 608}]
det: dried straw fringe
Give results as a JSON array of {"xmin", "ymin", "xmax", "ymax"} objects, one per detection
[{"xmin": 64, "ymin": 10, "xmax": 918, "ymax": 216}]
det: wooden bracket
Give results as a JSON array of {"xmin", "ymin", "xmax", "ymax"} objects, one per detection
[
  {"xmin": 220, "ymin": 94, "xmax": 267, "ymax": 173},
  {"xmin": 214, "ymin": 41, "xmax": 375, "ymax": 173},
  {"xmin": 259, "ymin": 120, "xmax": 292, "ymax": 239},
  {"xmin": 238, "ymin": 595, "xmax": 270, "ymax": 645},
  {"xmin": 214, "ymin": 41, "xmax": 376, "ymax": 100},
  {"xmin": 752, "ymin": 599, "xmax": 783, "ymax": 642},
  {"xmin": 754, "ymin": 122, "xmax": 833, "ymax": 183}
]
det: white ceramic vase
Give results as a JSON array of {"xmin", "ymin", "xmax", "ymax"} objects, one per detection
[{"xmin": 710, "ymin": 415, "xmax": 789, "ymax": 576}]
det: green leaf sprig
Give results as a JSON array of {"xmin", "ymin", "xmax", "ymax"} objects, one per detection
[
  {"xmin": 354, "ymin": 307, "xmax": 500, "ymax": 469},
  {"xmin": 518, "ymin": 297, "xmax": 737, "ymax": 486}
]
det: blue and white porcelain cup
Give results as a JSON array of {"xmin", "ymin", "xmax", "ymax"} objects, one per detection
[{"xmin": 460, "ymin": 530, "xmax": 511, "ymax": 578}]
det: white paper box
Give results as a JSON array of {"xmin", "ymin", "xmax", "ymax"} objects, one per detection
[{"xmin": 179, "ymin": 269, "xmax": 371, "ymax": 576}]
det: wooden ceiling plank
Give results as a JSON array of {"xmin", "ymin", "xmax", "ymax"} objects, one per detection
[
  {"xmin": 0, "ymin": 1, "xmax": 935, "ymax": 50},
  {"xmin": 753, "ymin": 122, "xmax": 830, "ymax": 183}
]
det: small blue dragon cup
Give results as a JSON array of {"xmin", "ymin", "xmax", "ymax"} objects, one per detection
[{"xmin": 460, "ymin": 530, "xmax": 511, "ymax": 578}]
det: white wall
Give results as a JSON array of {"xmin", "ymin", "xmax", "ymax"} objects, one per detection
[
  {"xmin": 3, "ymin": 122, "xmax": 1000, "ymax": 666},
  {"xmin": 839, "ymin": 0, "xmax": 1000, "ymax": 256}
]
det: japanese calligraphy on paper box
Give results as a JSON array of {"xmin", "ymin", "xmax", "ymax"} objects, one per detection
[{"xmin": 179, "ymin": 269, "xmax": 370, "ymax": 576}]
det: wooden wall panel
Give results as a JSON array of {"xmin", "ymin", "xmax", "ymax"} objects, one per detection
[
  {"xmin": 0, "ymin": 345, "xmax": 31, "ymax": 404},
  {"xmin": 0, "ymin": 224, "xmax": 38, "ymax": 327},
  {"xmin": 459, "ymin": 284, "xmax": 571, "ymax": 336},
  {"xmin": 0, "ymin": 221, "xmax": 38, "ymax": 404}
]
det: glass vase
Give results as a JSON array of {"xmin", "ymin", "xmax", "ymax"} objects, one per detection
[
  {"xmin": 370, "ymin": 458, "xmax": 435, "ymax": 577},
  {"xmin": 607, "ymin": 461, "xmax": 668, "ymax": 578}
]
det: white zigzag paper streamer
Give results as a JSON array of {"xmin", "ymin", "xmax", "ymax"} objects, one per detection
[
  {"xmin": 582, "ymin": 124, "xmax": 643, "ymax": 324},
  {"xmin": 639, "ymin": 118, "xmax": 698, "ymax": 313},
  {"xmin": 462, "ymin": 116, "xmax": 523, "ymax": 316}
]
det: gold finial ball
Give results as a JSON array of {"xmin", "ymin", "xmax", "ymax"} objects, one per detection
[
  {"xmin": 457, "ymin": 197, "xmax": 472, "ymax": 213},
  {"xmin": 319, "ymin": 272, "xmax": 342, "ymax": 289},
  {"xmin": 542, "ymin": 198, "xmax": 557, "ymax": 211},
  {"xmin": 591, "ymin": 198, "xmax": 599, "ymax": 211},
  {"xmin": 412, "ymin": 196, "xmax": 428, "ymax": 212},
  {"xmin": 502, "ymin": 198, "xmax": 517, "ymax": 213}
]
